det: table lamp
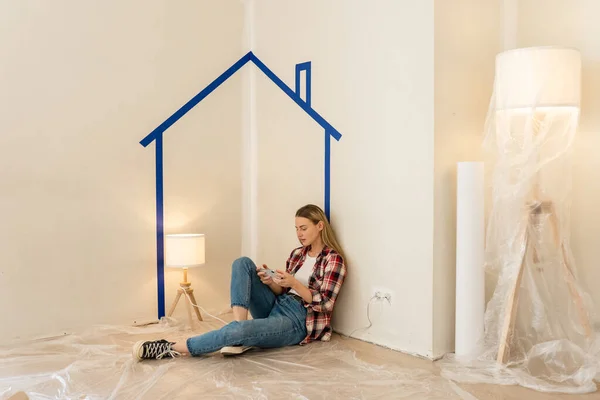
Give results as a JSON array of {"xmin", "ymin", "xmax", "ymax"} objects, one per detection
[
  {"xmin": 165, "ymin": 233, "xmax": 205, "ymax": 323},
  {"xmin": 482, "ymin": 46, "xmax": 592, "ymax": 365}
]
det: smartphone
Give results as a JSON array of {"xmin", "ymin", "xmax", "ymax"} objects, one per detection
[{"xmin": 261, "ymin": 268, "xmax": 279, "ymax": 279}]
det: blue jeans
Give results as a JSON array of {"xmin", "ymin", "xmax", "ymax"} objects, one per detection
[{"xmin": 185, "ymin": 257, "xmax": 308, "ymax": 356}]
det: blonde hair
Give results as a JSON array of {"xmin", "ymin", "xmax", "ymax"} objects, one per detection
[{"xmin": 295, "ymin": 204, "xmax": 346, "ymax": 262}]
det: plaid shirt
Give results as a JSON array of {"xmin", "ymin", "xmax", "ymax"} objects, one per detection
[{"xmin": 282, "ymin": 245, "xmax": 347, "ymax": 344}]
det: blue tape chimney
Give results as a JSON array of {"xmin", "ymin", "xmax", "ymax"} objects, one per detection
[{"xmin": 295, "ymin": 62, "xmax": 311, "ymax": 106}]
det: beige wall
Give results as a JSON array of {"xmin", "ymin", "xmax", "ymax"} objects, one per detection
[
  {"xmin": 4, "ymin": 0, "xmax": 596, "ymax": 360},
  {"xmin": 0, "ymin": 0, "xmax": 244, "ymax": 340},
  {"xmin": 516, "ymin": 0, "xmax": 600, "ymax": 323},
  {"xmin": 253, "ymin": 0, "xmax": 436, "ymax": 357},
  {"xmin": 433, "ymin": 0, "xmax": 502, "ymax": 357}
]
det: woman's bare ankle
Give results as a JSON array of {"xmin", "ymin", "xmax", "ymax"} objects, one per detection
[
  {"xmin": 171, "ymin": 341, "xmax": 190, "ymax": 355},
  {"xmin": 232, "ymin": 306, "xmax": 248, "ymax": 321}
]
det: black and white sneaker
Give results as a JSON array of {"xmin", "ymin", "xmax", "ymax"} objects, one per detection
[{"xmin": 132, "ymin": 339, "xmax": 181, "ymax": 361}]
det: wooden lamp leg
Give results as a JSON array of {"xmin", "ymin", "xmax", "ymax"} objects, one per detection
[
  {"xmin": 188, "ymin": 291, "xmax": 203, "ymax": 321},
  {"xmin": 497, "ymin": 233, "xmax": 529, "ymax": 363},
  {"xmin": 167, "ymin": 290, "xmax": 183, "ymax": 317}
]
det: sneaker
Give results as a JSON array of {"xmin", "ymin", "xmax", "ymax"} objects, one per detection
[
  {"xmin": 220, "ymin": 346, "xmax": 255, "ymax": 356},
  {"xmin": 132, "ymin": 339, "xmax": 181, "ymax": 361}
]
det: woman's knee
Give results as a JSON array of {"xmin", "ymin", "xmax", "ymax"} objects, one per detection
[{"xmin": 232, "ymin": 256, "xmax": 255, "ymax": 272}]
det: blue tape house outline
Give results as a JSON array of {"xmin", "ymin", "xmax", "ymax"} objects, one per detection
[{"xmin": 139, "ymin": 51, "xmax": 343, "ymax": 319}]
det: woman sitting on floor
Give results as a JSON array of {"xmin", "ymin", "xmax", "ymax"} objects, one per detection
[{"xmin": 133, "ymin": 204, "xmax": 347, "ymax": 360}]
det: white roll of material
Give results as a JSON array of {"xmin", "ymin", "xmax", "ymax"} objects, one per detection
[{"xmin": 455, "ymin": 162, "xmax": 485, "ymax": 358}]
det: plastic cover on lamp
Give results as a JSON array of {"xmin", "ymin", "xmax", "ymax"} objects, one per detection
[
  {"xmin": 165, "ymin": 234, "xmax": 205, "ymax": 268},
  {"xmin": 494, "ymin": 46, "xmax": 581, "ymax": 112},
  {"xmin": 440, "ymin": 46, "xmax": 600, "ymax": 394}
]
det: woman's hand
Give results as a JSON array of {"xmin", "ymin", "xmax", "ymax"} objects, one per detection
[
  {"xmin": 256, "ymin": 264, "xmax": 273, "ymax": 285},
  {"xmin": 256, "ymin": 264, "xmax": 284, "ymax": 295},
  {"xmin": 274, "ymin": 270, "xmax": 297, "ymax": 288}
]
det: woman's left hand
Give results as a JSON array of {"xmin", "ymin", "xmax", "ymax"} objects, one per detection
[{"xmin": 274, "ymin": 270, "xmax": 297, "ymax": 288}]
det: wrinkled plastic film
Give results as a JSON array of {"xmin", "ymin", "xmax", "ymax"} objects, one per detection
[
  {"xmin": 441, "ymin": 47, "xmax": 599, "ymax": 394},
  {"xmin": 1, "ymin": 318, "xmax": 478, "ymax": 400}
]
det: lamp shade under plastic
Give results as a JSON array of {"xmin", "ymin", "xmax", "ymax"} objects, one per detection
[
  {"xmin": 494, "ymin": 46, "xmax": 581, "ymax": 112},
  {"xmin": 165, "ymin": 234, "xmax": 205, "ymax": 268}
]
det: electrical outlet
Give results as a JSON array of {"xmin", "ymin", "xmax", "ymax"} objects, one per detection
[{"xmin": 373, "ymin": 288, "xmax": 393, "ymax": 304}]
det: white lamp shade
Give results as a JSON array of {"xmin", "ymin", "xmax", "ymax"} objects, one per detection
[
  {"xmin": 494, "ymin": 46, "xmax": 581, "ymax": 112},
  {"xmin": 165, "ymin": 234, "xmax": 205, "ymax": 268}
]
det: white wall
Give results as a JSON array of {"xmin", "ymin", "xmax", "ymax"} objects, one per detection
[
  {"xmin": 433, "ymin": 0, "xmax": 502, "ymax": 357},
  {"xmin": 0, "ymin": 0, "xmax": 244, "ymax": 341},
  {"xmin": 256, "ymin": 75, "xmax": 324, "ymax": 266},
  {"xmin": 5, "ymin": 0, "xmax": 596, "ymax": 361},
  {"xmin": 516, "ymin": 0, "xmax": 600, "ymax": 323},
  {"xmin": 253, "ymin": 0, "xmax": 436, "ymax": 357}
]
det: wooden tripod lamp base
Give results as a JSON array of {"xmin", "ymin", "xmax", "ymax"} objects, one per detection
[
  {"xmin": 165, "ymin": 233, "xmax": 206, "ymax": 328},
  {"xmin": 167, "ymin": 267, "xmax": 203, "ymax": 326},
  {"xmin": 496, "ymin": 201, "xmax": 592, "ymax": 364}
]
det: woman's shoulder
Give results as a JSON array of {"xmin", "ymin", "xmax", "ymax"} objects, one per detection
[{"xmin": 322, "ymin": 246, "xmax": 345, "ymax": 264}]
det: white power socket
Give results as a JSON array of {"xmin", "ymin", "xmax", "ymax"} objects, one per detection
[{"xmin": 374, "ymin": 289, "xmax": 392, "ymax": 304}]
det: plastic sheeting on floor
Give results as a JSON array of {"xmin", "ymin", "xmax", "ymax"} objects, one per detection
[{"xmin": 0, "ymin": 318, "xmax": 478, "ymax": 400}]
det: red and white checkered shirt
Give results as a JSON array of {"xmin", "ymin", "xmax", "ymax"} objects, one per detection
[{"xmin": 283, "ymin": 245, "xmax": 347, "ymax": 344}]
